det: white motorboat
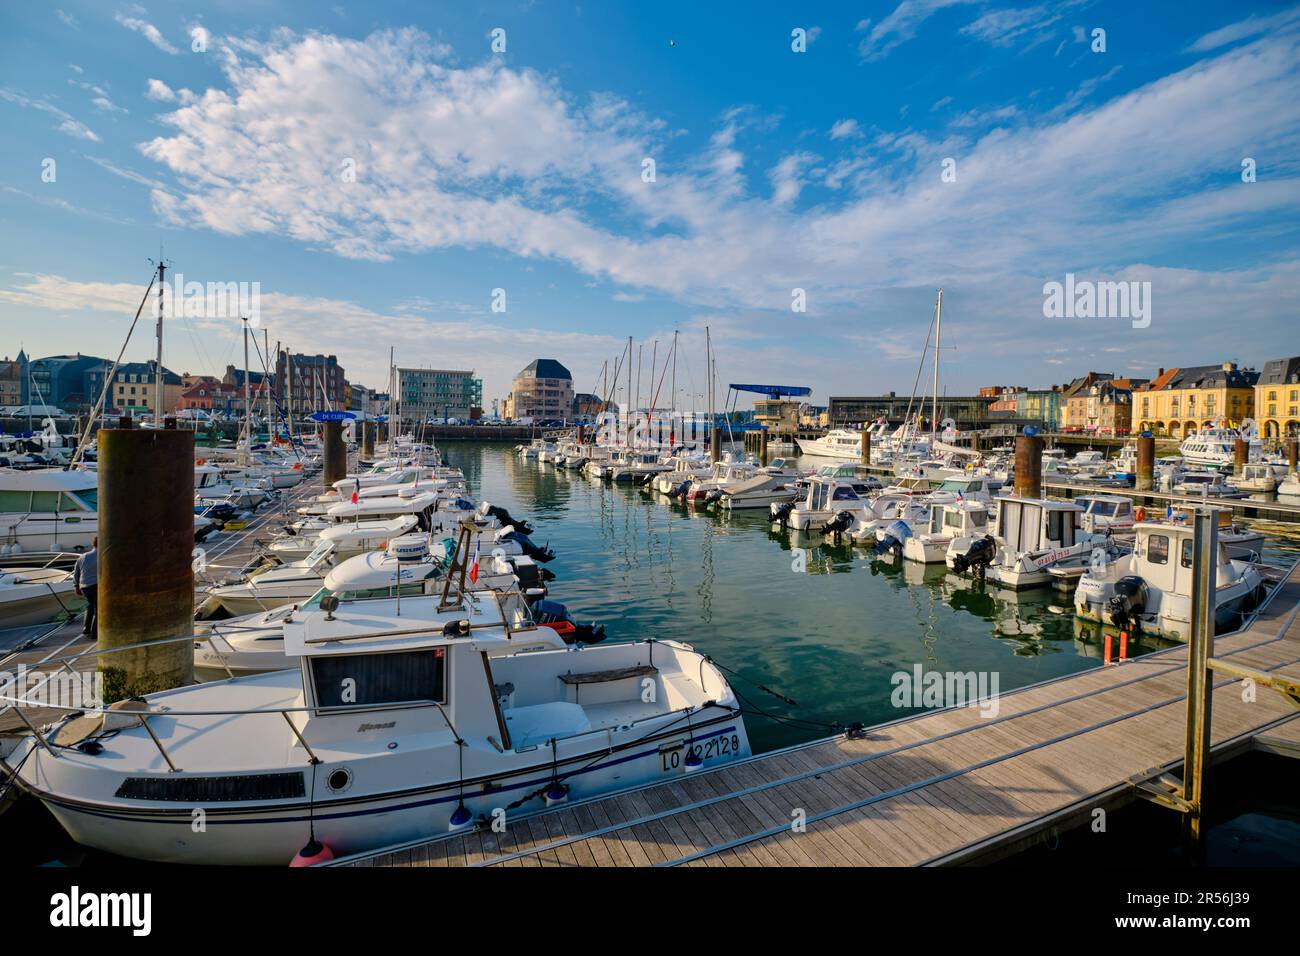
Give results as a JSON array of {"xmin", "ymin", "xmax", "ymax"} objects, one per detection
[
  {"xmin": 0, "ymin": 468, "xmax": 99, "ymax": 555},
  {"xmin": 1179, "ymin": 425, "xmax": 1262, "ymax": 468},
  {"xmin": 651, "ymin": 455, "xmax": 713, "ymax": 495},
  {"xmin": 1076, "ymin": 494, "xmax": 1136, "ymax": 533},
  {"xmin": 778, "ymin": 476, "xmax": 878, "ymax": 531},
  {"xmin": 876, "ymin": 499, "xmax": 990, "ymax": 564},
  {"xmin": 1173, "ymin": 471, "xmax": 1242, "ymax": 497},
  {"xmin": 0, "ymin": 565, "xmax": 83, "ymax": 628},
  {"xmin": 7, "ymin": 589, "xmax": 749, "ymax": 865},
  {"xmin": 1279, "ymin": 472, "xmax": 1300, "ymax": 497},
  {"xmin": 1073, "ymin": 515, "xmax": 1266, "ymax": 641},
  {"xmin": 204, "ymin": 537, "xmax": 358, "ymax": 616},
  {"xmin": 610, "ymin": 451, "xmax": 670, "ymax": 483},
  {"xmin": 264, "ymin": 515, "xmax": 421, "ymax": 564},
  {"xmin": 718, "ymin": 458, "xmax": 802, "ymax": 510},
  {"xmin": 947, "ymin": 496, "xmax": 1109, "ymax": 589},
  {"xmin": 683, "ymin": 458, "xmax": 758, "ymax": 504},
  {"xmin": 926, "ymin": 476, "xmax": 1002, "ymax": 504},
  {"xmin": 195, "ymin": 465, "xmax": 269, "ymax": 510},
  {"xmin": 1231, "ymin": 463, "xmax": 1278, "ymax": 494},
  {"xmin": 796, "ymin": 428, "xmax": 864, "ymax": 459}
]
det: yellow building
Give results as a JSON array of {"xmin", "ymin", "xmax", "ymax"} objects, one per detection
[
  {"xmin": 1255, "ymin": 355, "xmax": 1300, "ymax": 441},
  {"xmin": 112, "ymin": 361, "xmax": 183, "ymax": 417},
  {"xmin": 1134, "ymin": 362, "xmax": 1258, "ymax": 438}
]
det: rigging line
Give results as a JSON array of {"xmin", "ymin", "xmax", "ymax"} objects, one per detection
[{"xmin": 70, "ymin": 269, "xmax": 157, "ymax": 466}]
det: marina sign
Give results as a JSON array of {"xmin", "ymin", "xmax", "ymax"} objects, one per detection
[{"xmin": 310, "ymin": 411, "xmax": 357, "ymax": 422}]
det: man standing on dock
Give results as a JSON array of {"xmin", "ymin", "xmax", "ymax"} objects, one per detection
[{"xmin": 73, "ymin": 537, "xmax": 98, "ymax": 637}]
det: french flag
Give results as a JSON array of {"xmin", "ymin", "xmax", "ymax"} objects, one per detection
[
  {"xmin": 469, "ymin": 537, "xmax": 481, "ymax": 584},
  {"xmin": 351, "ymin": 478, "xmax": 360, "ymax": 504}
]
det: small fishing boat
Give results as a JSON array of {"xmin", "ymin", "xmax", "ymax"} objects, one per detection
[
  {"xmin": 1073, "ymin": 515, "xmax": 1266, "ymax": 641},
  {"xmin": 7, "ymin": 579, "xmax": 749, "ymax": 864},
  {"xmin": 1231, "ymin": 463, "xmax": 1277, "ymax": 494},
  {"xmin": 877, "ymin": 499, "xmax": 990, "ymax": 564},
  {"xmin": 718, "ymin": 459, "xmax": 802, "ymax": 510},
  {"xmin": 947, "ymin": 496, "xmax": 1110, "ymax": 589}
]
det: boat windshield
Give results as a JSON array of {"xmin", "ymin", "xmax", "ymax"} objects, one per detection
[
  {"xmin": 70, "ymin": 488, "xmax": 97, "ymax": 511},
  {"xmin": 306, "ymin": 541, "xmax": 334, "ymax": 566},
  {"xmin": 1088, "ymin": 500, "xmax": 1118, "ymax": 516}
]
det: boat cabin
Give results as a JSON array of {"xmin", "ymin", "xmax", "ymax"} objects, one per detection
[
  {"xmin": 1076, "ymin": 494, "xmax": 1135, "ymax": 532},
  {"xmin": 993, "ymin": 496, "xmax": 1084, "ymax": 553}
]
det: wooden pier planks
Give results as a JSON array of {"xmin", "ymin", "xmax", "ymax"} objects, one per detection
[{"xmin": 346, "ymin": 563, "xmax": 1300, "ymax": 868}]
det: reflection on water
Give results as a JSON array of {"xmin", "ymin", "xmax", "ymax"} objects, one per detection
[{"xmin": 443, "ymin": 443, "xmax": 1300, "ymax": 754}]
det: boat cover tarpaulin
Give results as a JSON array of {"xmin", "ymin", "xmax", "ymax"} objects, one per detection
[{"xmin": 728, "ymin": 384, "xmax": 812, "ymax": 397}]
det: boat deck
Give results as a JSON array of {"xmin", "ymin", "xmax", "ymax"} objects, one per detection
[{"xmin": 338, "ymin": 562, "xmax": 1300, "ymax": 867}]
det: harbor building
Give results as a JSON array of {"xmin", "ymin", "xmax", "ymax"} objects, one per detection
[
  {"xmin": 503, "ymin": 359, "xmax": 574, "ymax": 421},
  {"xmin": 1255, "ymin": 354, "xmax": 1300, "ymax": 439},
  {"xmin": 25, "ymin": 353, "xmax": 108, "ymax": 412},
  {"xmin": 110, "ymin": 361, "xmax": 183, "ymax": 417},
  {"xmin": 827, "ymin": 393, "xmax": 1001, "ymax": 429},
  {"xmin": 396, "ymin": 368, "xmax": 483, "ymax": 421},
  {"xmin": 276, "ymin": 351, "xmax": 346, "ymax": 416},
  {"xmin": 0, "ymin": 352, "xmax": 26, "ymax": 407},
  {"xmin": 1134, "ymin": 362, "xmax": 1259, "ymax": 438}
]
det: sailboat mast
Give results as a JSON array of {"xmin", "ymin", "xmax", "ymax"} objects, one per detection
[
  {"xmin": 625, "ymin": 335, "xmax": 632, "ymax": 447},
  {"xmin": 242, "ymin": 316, "xmax": 251, "ymax": 453},
  {"xmin": 671, "ymin": 330, "xmax": 678, "ymax": 449},
  {"xmin": 706, "ymin": 326, "xmax": 713, "ymax": 453},
  {"xmin": 155, "ymin": 260, "xmax": 165, "ymax": 421},
  {"xmin": 932, "ymin": 288, "xmax": 943, "ymax": 443}
]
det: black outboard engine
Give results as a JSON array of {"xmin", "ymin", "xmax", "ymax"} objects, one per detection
[
  {"xmin": 532, "ymin": 600, "xmax": 608, "ymax": 645},
  {"xmin": 503, "ymin": 530, "xmax": 555, "ymax": 563},
  {"xmin": 951, "ymin": 534, "xmax": 996, "ymax": 578},
  {"xmin": 510, "ymin": 560, "xmax": 546, "ymax": 595},
  {"xmin": 485, "ymin": 505, "xmax": 533, "ymax": 536},
  {"xmin": 1107, "ymin": 575, "xmax": 1148, "ymax": 630},
  {"xmin": 704, "ymin": 488, "xmax": 724, "ymax": 506},
  {"xmin": 771, "ymin": 501, "xmax": 795, "ymax": 525},
  {"xmin": 873, "ymin": 532, "xmax": 904, "ymax": 558},
  {"xmin": 820, "ymin": 510, "xmax": 855, "ymax": 537}
]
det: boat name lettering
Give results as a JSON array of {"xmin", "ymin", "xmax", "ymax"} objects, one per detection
[{"xmin": 358, "ymin": 721, "xmax": 397, "ymax": 732}]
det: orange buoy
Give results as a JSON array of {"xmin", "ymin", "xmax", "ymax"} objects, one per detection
[
  {"xmin": 290, "ymin": 839, "xmax": 335, "ymax": 867},
  {"xmin": 196, "ymin": 458, "xmax": 206, "ymax": 465}
]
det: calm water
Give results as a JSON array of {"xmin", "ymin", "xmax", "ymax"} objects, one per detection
[{"xmin": 444, "ymin": 442, "xmax": 1299, "ymax": 754}]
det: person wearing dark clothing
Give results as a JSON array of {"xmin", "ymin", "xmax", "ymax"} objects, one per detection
[{"xmin": 74, "ymin": 538, "xmax": 98, "ymax": 637}]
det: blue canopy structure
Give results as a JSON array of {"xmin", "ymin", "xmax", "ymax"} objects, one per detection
[{"xmin": 728, "ymin": 384, "xmax": 812, "ymax": 398}]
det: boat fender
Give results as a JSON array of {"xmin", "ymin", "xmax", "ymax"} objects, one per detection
[{"xmin": 290, "ymin": 839, "xmax": 335, "ymax": 867}]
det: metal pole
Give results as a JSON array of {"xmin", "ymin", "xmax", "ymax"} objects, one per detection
[
  {"xmin": 1182, "ymin": 506, "xmax": 1217, "ymax": 854},
  {"xmin": 156, "ymin": 261, "xmax": 165, "ymax": 422}
]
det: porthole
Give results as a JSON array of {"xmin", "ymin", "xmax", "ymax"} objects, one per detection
[{"xmin": 326, "ymin": 767, "xmax": 353, "ymax": 793}]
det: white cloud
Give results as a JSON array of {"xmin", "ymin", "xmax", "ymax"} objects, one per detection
[
  {"xmin": 0, "ymin": 88, "xmax": 99, "ymax": 141},
  {"xmin": 130, "ymin": 24, "xmax": 1300, "ymax": 365},
  {"xmin": 55, "ymin": 9, "xmax": 78, "ymax": 28},
  {"xmin": 114, "ymin": 12, "xmax": 179, "ymax": 54},
  {"xmin": 85, "ymin": 155, "xmax": 164, "ymax": 188},
  {"xmin": 145, "ymin": 78, "xmax": 176, "ymax": 102},
  {"xmin": 857, "ymin": 0, "xmax": 977, "ymax": 61},
  {"xmin": 829, "ymin": 118, "xmax": 861, "ymax": 140},
  {"xmin": 92, "ymin": 96, "xmax": 128, "ymax": 114},
  {"xmin": 1188, "ymin": 8, "xmax": 1300, "ymax": 53}
]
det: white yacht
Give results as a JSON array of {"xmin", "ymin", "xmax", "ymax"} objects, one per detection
[
  {"xmin": 1179, "ymin": 426, "xmax": 1261, "ymax": 468},
  {"xmin": 264, "ymin": 515, "xmax": 421, "ymax": 564},
  {"xmin": 651, "ymin": 455, "xmax": 713, "ymax": 495},
  {"xmin": 683, "ymin": 458, "xmax": 758, "ymax": 504},
  {"xmin": 195, "ymin": 464, "xmax": 270, "ymax": 511},
  {"xmin": 1073, "ymin": 516, "xmax": 1266, "ymax": 640},
  {"xmin": 796, "ymin": 428, "xmax": 865, "ymax": 460},
  {"xmin": 1173, "ymin": 471, "xmax": 1242, "ymax": 497},
  {"xmin": 7, "ymin": 592, "xmax": 749, "ymax": 865},
  {"xmin": 0, "ymin": 469, "xmax": 99, "ymax": 554}
]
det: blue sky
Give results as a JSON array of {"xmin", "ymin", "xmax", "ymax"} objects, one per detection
[{"xmin": 1, "ymin": 1, "xmax": 1298, "ymax": 408}]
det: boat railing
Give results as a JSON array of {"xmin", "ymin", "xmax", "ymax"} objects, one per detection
[{"xmin": 0, "ymin": 630, "xmax": 465, "ymax": 771}]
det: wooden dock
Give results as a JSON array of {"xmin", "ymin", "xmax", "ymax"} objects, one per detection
[{"xmin": 339, "ymin": 563, "xmax": 1300, "ymax": 868}]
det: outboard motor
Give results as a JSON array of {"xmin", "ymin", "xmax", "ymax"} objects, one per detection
[
  {"xmin": 1107, "ymin": 575, "xmax": 1148, "ymax": 630},
  {"xmin": 532, "ymin": 599, "xmax": 607, "ymax": 644},
  {"xmin": 509, "ymin": 559, "xmax": 546, "ymax": 595},
  {"xmin": 483, "ymin": 503, "xmax": 533, "ymax": 536},
  {"xmin": 704, "ymin": 488, "xmax": 724, "ymax": 506},
  {"xmin": 951, "ymin": 534, "xmax": 997, "ymax": 578},
  {"xmin": 669, "ymin": 480, "xmax": 691, "ymax": 498},
  {"xmin": 820, "ymin": 510, "xmax": 855, "ymax": 537},
  {"xmin": 502, "ymin": 529, "xmax": 555, "ymax": 563},
  {"xmin": 771, "ymin": 501, "xmax": 796, "ymax": 525},
  {"xmin": 873, "ymin": 518, "xmax": 912, "ymax": 557}
]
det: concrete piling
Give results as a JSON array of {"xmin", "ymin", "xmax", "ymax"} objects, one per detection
[
  {"xmin": 1014, "ymin": 434, "xmax": 1044, "ymax": 499},
  {"xmin": 97, "ymin": 426, "xmax": 195, "ymax": 700},
  {"xmin": 1136, "ymin": 433, "xmax": 1155, "ymax": 492},
  {"xmin": 322, "ymin": 420, "xmax": 346, "ymax": 487}
]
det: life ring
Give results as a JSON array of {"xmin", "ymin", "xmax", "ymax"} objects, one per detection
[
  {"xmin": 197, "ymin": 458, "xmax": 206, "ymax": 465},
  {"xmin": 1135, "ymin": 506, "xmax": 1146, "ymax": 522}
]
